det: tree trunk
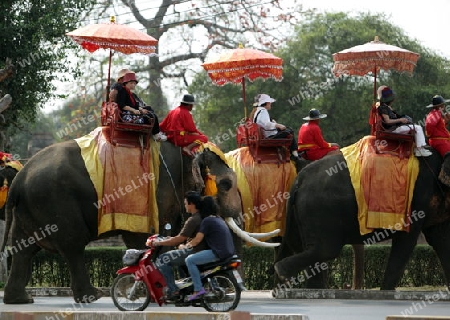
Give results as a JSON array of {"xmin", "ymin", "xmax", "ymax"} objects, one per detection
[
  {"xmin": 352, "ymin": 244, "xmax": 365, "ymax": 289},
  {"xmin": 147, "ymin": 57, "xmax": 168, "ymax": 114},
  {"xmin": 0, "ymin": 94, "xmax": 12, "ymax": 113}
]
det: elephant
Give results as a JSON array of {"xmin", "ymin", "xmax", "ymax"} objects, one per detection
[
  {"xmin": 0, "ymin": 138, "xmax": 275, "ymax": 304},
  {"xmin": 274, "ymin": 151, "xmax": 450, "ymax": 291}
]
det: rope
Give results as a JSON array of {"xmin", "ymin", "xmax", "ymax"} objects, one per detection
[{"xmin": 158, "ymin": 145, "xmax": 184, "ymax": 226}]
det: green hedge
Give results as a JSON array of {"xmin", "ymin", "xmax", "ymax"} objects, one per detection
[{"xmin": 22, "ymin": 245, "xmax": 446, "ymax": 289}]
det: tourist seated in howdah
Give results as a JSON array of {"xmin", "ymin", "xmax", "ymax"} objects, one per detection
[
  {"xmin": 377, "ymin": 86, "xmax": 431, "ymax": 157},
  {"xmin": 116, "ymin": 72, "xmax": 167, "ymax": 142}
]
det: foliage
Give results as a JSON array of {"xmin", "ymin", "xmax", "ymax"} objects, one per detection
[
  {"xmin": 0, "ymin": 0, "xmax": 96, "ymax": 146},
  {"xmin": 6, "ymin": 110, "xmax": 55, "ymax": 161},
  {"xmin": 21, "ymin": 245, "xmax": 445, "ymax": 290},
  {"xmin": 190, "ymin": 12, "xmax": 450, "ymax": 150},
  {"xmin": 51, "ymin": 95, "xmax": 102, "ymax": 141}
]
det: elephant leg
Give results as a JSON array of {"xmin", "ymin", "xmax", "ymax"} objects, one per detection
[
  {"xmin": 274, "ymin": 243, "xmax": 342, "ymax": 284},
  {"xmin": 423, "ymin": 224, "xmax": 450, "ymax": 290},
  {"xmin": 381, "ymin": 229, "xmax": 421, "ymax": 290},
  {"xmin": 62, "ymin": 249, "xmax": 102, "ymax": 303},
  {"xmin": 272, "ymin": 236, "xmax": 295, "ymax": 287},
  {"xmin": 3, "ymin": 228, "xmax": 41, "ymax": 304}
]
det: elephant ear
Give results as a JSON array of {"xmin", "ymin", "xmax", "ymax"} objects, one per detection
[
  {"xmin": 439, "ymin": 155, "xmax": 450, "ymax": 186},
  {"xmin": 192, "ymin": 155, "xmax": 206, "ymax": 192}
]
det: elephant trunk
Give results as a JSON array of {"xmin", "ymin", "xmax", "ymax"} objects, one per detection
[{"xmin": 225, "ymin": 217, "xmax": 280, "ymax": 247}]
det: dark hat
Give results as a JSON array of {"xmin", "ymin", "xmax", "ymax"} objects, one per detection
[
  {"xmin": 380, "ymin": 87, "xmax": 396, "ymax": 103},
  {"xmin": 426, "ymin": 95, "xmax": 450, "ymax": 108},
  {"xmin": 303, "ymin": 108, "xmax": 327, "ymax": 121},
  {"xmin": 122, "ymin": 72, "xmax": 138, "ymax": 84},
  {"xmin": 181, "ymin": 94, "xmax": 195, "ymax": 105}
]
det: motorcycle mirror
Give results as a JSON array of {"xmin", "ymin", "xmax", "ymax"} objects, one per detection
[{"xmin": 164, "ymin": 223, "xmax": 172, "ymax": 231}]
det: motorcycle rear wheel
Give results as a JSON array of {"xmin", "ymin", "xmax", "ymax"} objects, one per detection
[
  {"xmin": 111, "ymin": 274, "xmax": 151, "ymax": 311},
  {"xmin": 202, "ymin": 272, "xmax": 241, "ymax": 312}
]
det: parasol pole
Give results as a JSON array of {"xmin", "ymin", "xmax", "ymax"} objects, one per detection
[
  {"xmin": 106, "ymin": 49, "xmax": 112, "ymax": 101},
  {"xmin": 373, "ymin": 64, "xmax": 377, "ymax": 102},
  {"xmin": 242, "ymin": 77, "xmax": 247, "ymax": 118}
]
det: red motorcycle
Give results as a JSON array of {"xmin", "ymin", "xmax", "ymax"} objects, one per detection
[{"xmin": 111, "ymin": 234, "xmax": 244, "ymax": 312}]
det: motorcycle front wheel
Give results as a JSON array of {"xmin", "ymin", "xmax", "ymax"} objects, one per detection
[
  {"xmin": 202, "ymin": 272, "xmax": 241, "ymax": 312},
  {"xmin": 111, "ymin": 273, "xmax": 151, "ymax": 311}
]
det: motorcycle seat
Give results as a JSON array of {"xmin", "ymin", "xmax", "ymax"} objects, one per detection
[{"xmin": 198, "ymin": 254, "xmax": 240, "ymax": 271}]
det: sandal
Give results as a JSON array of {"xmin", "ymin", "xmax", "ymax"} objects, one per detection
[{"xmin": 187, "ymin": 288, "xmax": 206, "ymax": 301}]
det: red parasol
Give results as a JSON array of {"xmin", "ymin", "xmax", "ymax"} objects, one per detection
[
  {"xmin": 332, "ymin": 36, "xmax": 420, "ymax": 101},
  {"xmin": 66, "ymin": 16, "xmax": 158, "ymax": 98},
  {"xmin": 202, "ymin": 47, "xmax": 283, "ymax": 117}
]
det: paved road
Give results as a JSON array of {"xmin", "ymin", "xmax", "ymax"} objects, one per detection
[{"xmin": 1, "ymin": 291, "xmax": 450, "ymax": 319}]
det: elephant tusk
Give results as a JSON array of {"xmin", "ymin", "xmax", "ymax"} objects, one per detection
[
  {"xmin": 225, "ymin": 217, "xmax": 280, "ymax": 247},
  {"xmin": 246, "ymin": 229, "xmax": 280, "ymax": 239}
]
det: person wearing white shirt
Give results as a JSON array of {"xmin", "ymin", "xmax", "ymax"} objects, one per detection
[{"xmin": 253, "ymin": 93, "xmax": 299, "ymax": 159}]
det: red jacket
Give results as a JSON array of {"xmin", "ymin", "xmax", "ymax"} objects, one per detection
[
  {"xmin": 297, "ymin": 121, "xmax": 337, "ymax": 161},
  {"xmin": 160, "ymin": 105, "xmax": 208, "ymax": 146},
  {"xmin": 426, "ymin": 109, "xmax": 450, "ymax": 139},
  {"xmin": 425, "ymin": 108, "xmax": 450, "ymax": 157}
]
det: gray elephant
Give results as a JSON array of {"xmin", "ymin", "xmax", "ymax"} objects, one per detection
[
  {"xmin": 0, "ymin": 139, "xmax": 273, "ymax": 304},
  {"xmin": 274, "ymin": 151, "xmax": 450, "ymax": 290}
]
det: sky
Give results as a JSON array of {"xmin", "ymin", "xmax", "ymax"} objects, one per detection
[
  {"xmin": 44, "ymin": 0, "xmax": 450, "ymax": 113},
  {"xmin": 301, "ymin": 0, "xmax": 450, "ymax": 58}
]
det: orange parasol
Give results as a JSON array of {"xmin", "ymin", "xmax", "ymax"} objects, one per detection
[
  {"xmin": 66, "ymin": 16, "xmax": 158, "ymax": 98},
  {"xmin": 332, "ymin": 36, "xmax": 420, "ymax": 101},
  {"xmin": 332, "ymin": 36, "xmax": 420, "ymax": 134},
  {"xmin": 202, "ymin": 47, "xmax": 283, "ymax": 117}
]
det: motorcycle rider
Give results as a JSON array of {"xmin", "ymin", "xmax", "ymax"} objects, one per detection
[
  {"xmin": 180, "ymin": 196, "xmax": 235, "ymax": 301},
  {"xmin": 147, "ymin": 191, "xmax": 207, "ymax": 300}
]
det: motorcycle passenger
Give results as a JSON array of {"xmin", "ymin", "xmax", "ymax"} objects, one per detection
[
  {"xmin": 147, "ymin": 191, "xmax": 207, "ymax": 300},
  {"xmin": 180, "ymin": 196, "xmax": 235, "ymax": 301}
]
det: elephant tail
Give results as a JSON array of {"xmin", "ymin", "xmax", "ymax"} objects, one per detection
[{"xmin": 0, "ymin": 179, "xmax": 17, "ymax": 253}]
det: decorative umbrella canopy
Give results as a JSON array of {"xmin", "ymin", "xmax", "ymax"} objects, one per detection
[
  {"xmin": 66, "ymin": 16, "xmax": 158, "ymax": 98},
  {"xmin": 332, "ymin": 36, "xmax": 420, "ymax": 100},
  {"xmin": 202, "ymin": 47, "xmax": 283, "ymax": 117}
]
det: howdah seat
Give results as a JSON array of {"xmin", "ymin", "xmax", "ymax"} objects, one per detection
[
  {"xmin": 101, "ymin": 101, "xmax": 154, "ymax": 148},
  {"xmin": 370, "ymin": 105, "xmax": 415, "ymax": 158},
  {"xmin": 236, "ymin": 118, "xmax": 293, "ymax": 164}
]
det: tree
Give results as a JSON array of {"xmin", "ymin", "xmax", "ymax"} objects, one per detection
[
  {"xmin": 82, "ymin": 0, "xmax": 306, "ymax": 112},
  {"xmin": 52, "ymin": 95, "xmax": 101, "ymax": 141},
  {"xmin": 189, "ymin": 11, "xmax": 450, "ymax": 152},
  {"xmin": 0, "ymin": 0, "xmax": 96, "ymax": 149}
]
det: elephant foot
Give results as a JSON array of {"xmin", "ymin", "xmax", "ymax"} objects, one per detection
[
  {"xmin": 274, "ymin": 261, "xmax": 288, "ymax": 282},
  {"xmin": 3, "ymin": 292, "xmax": 34, "ymax": 304},
  {"xmin": 73, "ymin": 287, "xmax": 103, "ymax": 303}
]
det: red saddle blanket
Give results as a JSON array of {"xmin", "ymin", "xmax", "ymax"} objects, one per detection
[
  {"xmin": 75, "ymin": 127, "xmax": 160, "ymax": 236},
  {"xmin": 341, "ymin": 136, "xmax": 419, "ymax": 235}
]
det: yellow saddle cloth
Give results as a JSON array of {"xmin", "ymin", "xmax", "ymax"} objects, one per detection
[
  {"xmin": 224, "ymin": 147, "xmax": 297, "ymax": 235},
  {"xmin": 342, "ymin": 135, "xmax": 419, "ymax": 235},
  {"xmin": 75, "ymin": 127, "xmax": 160, "ymax": 236}
]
